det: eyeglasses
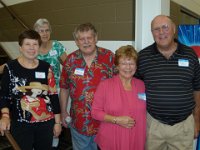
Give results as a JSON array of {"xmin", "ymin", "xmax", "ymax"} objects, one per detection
[
  {"xmin": 38, "ymin": 29, "xmax": 50, "ymax": 34},
  {"xmin": 151, "ymin": 24, "xmax": 169, "ymax": 34},
  {"xmin": 119, "ymin": 62, "xmax": 135, "ymax": 67},
  {"xmin": 78, "ymin": 36, "xmax": 94, "ymax": 43}
]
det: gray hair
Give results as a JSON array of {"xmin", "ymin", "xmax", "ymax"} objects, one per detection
[
  {"xmin": 33, "ymin": 18, "xmax": 52, "ymax": 33},
  {"xmin": 73, "ymin": 23, "xmax": 97, "ymax": 40}
]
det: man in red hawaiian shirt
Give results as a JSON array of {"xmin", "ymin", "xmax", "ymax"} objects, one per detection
[{"xmin": 60, "ymin": 23, "xmax": 116, "ymax": 150}]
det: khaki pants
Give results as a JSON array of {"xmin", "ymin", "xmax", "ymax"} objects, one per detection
[{"xmin": 146, "ymin": 113, "xmax": 194, "ymax": 150}]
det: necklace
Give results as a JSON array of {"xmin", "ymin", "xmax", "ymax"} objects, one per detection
[{"xmin": 18, "ymin": 57, "xmax": 38, "ymax": 69}]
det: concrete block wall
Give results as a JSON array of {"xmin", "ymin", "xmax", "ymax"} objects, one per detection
[{"xmin": 0, "ymin": 0, "xmax": 134, "ymax": 41}]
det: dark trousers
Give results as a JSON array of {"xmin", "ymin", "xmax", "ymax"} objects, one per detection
[{"xmin": 11, "ymin": 120, "xmax": 54, "ymax": 150}]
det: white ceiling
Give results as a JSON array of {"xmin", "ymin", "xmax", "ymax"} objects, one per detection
[
  {"xmin": 172, "ymin": 0, "xmax": 200, "ymax": 16},
  {"xmin": 0, "ymin": 0, "xmax": 32, "ymax": 8},
  {"xmin": 0, "ymin": 0, "xmax": 200, "ymax": 16}
]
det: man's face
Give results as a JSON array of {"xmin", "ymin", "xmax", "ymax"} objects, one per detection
[
  {"xmin": 151, "ymin": 16, "xmax": 175, "ymax": 49},
  {"xmin": 75, "ymin": 30, "xmax": 97, "ymax": 55}
]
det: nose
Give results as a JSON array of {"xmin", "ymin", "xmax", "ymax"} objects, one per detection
[
  {"xmin": 159, "ymin": 28, "xmax": 165, "ymax": 34},
  {"xmin": 83, "ymin": 38, "xmax": 89, "ymax": 43},
  {"xmin": 29, "ymin": 44, "xmax": 35, "ymax": 50}
]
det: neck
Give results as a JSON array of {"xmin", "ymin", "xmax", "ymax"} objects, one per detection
[
  {"xmin": 82, "ymin": 50, "xmax": 97, "ymax": 67},
  {"xmin": 119, "ymin": 76, "xmax": 132, "ymax": 91},
  {"xmin": 40, "ymin": 40, "xmax": 52, "ymax": 54},
  {"xmin": 18, "ymin": 56, "xmax": 38, "ymax": 69},
  {"xmin": 158, "ymin": 42, "xmax": 177, "ymax": 59}
]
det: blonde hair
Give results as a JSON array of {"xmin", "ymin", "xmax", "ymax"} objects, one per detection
[{"xmin": 114, "ymin": 45, "xmax": 138, "ymax": 66}]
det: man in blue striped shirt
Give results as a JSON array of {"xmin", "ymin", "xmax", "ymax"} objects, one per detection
[{"xmin": 137, "ymin": 15, "xmax": 200, "ymax": 150}]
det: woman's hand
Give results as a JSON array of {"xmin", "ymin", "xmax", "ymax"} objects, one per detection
[
  {"xmin": 0, "ymin": 116, "xmax": 11, "ymax": 136},
  {"xmin": 53, "ymin": 123, "xmax": 62, "ymax": 137},
  {"xmin": 115, "ymin": 116, "xmax": 136, "ymax": 128}
]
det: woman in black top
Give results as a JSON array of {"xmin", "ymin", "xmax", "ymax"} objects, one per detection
[{"xmin": 0, "ymin": 30, "xmax": 61, "ymax": 150}]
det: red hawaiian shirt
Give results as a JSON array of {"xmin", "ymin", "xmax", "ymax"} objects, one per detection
[{"xmin": 60, "ymin": 47, "xmax": 116, "ymax": 136}]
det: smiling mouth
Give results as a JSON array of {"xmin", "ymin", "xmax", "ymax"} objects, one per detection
[{"xmin": 83, "ymin": 45, "xmax": 91, "ymax": 48}]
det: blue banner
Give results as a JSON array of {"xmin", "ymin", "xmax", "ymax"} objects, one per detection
[
  {"xmin": 178, "ymin": 24, "xmax": 200, "ymax": 150},
  {"xmin": 178, "ymin": 25, "xmax": 200, "ymax": 58}
]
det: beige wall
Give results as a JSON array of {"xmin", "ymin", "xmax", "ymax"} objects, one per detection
[{"xmin": 0, "ymin": 0, "xmax": 134, "ymax": 41}]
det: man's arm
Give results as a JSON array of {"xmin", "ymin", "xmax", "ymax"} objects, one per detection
[
  {"xmin": 193, "ymin": 91, "xmax": 200, "ymax": 138},
  {"xmin": 59, "ymin": 88, "xmax": 70, "ymax": 128},
  {"xmin": 59, "ymin": 52, "xmax": 67, "ymax": 65}
]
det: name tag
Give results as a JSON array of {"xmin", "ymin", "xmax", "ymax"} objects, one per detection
[
  {"xmin": 178, "ymin": 59, "xmax": 189, "ymax": 67},
  {"xmin": 50, "ymin": 50, "xmax": 57, "ymax": 56},
  {"xmin": 138, "ymin": 93, "xmax": 146, "ymax": 101},
  {"xmin": 35, "ymin": 72, "xmax": 46, "ymax": 79},
  {"xmin": 74, "ymin": 68, "xmax": 84, "ymax": 76}
]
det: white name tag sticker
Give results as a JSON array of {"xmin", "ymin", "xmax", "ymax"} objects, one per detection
[
  {"xmin": 178, "ymin": 59, "xmax": 189, "ymax": 67},
  {"xmin": 74, "ymin": 68, "xmax": 84, "ymax": 76},
  {"xmin": 35, "ymin": 72, "xmax": 46, "ymax": 79},
  {"xmin": 138, "ymin": 93, "xmax": 146, "ymax": 101},
  {"xmin": 50, "ymin": 50, "xmax": 57, "ymax": 56}
]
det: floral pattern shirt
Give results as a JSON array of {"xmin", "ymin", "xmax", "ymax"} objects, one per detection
[
  {"xmin": 37, "ymin": 40, "xmax": 66, "ymax": 89},
  {"xmin": 60, "ymin": 47, "xmax": 116, "ymax": 135}
]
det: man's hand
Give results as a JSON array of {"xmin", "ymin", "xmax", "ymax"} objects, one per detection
[{"xmin": 61, "ymin": 112, "xmax": 70, "ymax": 128}]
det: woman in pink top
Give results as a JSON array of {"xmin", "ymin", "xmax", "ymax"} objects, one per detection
[{"xmin": 92, "ymin": 45, "xmax": 146, "ymax": 150}]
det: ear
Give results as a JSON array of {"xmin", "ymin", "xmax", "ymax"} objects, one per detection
[
  {"xmin": 19, "ymin": 46, "xmax": 23, "ymax": 53},
  {"xmin": 94, "ymin": 34, "xmax": 98, "ymax": 44},
  {"xmin": 75, "ymin": 39, "xmax": 79, "ymax": 47},
  {"xmin": 173, "ymin": 23, "xmax": 176, "ymax": 34}
]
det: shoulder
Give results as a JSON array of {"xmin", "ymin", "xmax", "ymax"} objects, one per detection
[
  {"xmin": 52, "ymin": 40, "xmax": 65, "ymax": 49},
  {"xmin": 178, "ymin": 42, "xmax": 196, "ymax": 54},
  {"xmin": 67, "ymin": 50, "xmax": 80, "ymax": 59},
  {"xmin": 133, "ymin": 77, "xmax": 144, "ymax": 85},
  {"xmin": 138, "ymin": 43, "xmax": 155, "ymax": 56},
  {"xmin": 6, "ymin": 59, "xmax": 17, "ymax": 66},
  {"xmin": 38, "ymin": 59, "xmax": 50, "ymax": 67},
  {"xmin": 99, "ymin": 75, "xmax": 118, "ymax": 86},
  {"xmin": 5, "ymin": 59, "xmax": 19, "ymax": 69},
  {"xmin": 177, "ymin": 42, "xmax": 199, "ymax": 61},
  {"xmin": 53, "ymin": 40, "xmax": 62, "ymax": 45},
  {"xmin": 98, "ymin": 47, "xmax": 114, "ymax": 55},
  {"xmin": 133, "ymin": 77, "xmax": 145, "ymax": 92}
]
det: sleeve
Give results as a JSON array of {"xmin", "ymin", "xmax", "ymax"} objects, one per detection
[
  {"xmin": 110, "ymin": 52, "xmax": 117, "ymax": 76},
  {"xmin": 59, "ymin": 60, "xmax": 69, "ymax": 89},
  {"xmin": 91, "ymin": 81, "xmax": 107, "ymax": 121},
  {"xmin": 47, "ymin": 67, "xmax": 60, "ymax": 114},
  {"xmin": 56, "ymin": 41, "xmax": 67, "ymax": 57},
  {"xmin": 0, "ymin": 65, "xmax": 11, "ymax": 109},
  {"xmin": 107, "ymin": 50, "xmax": 117, "ymax": 77},
  {"xmin": 192, "ymin": 52, "xmax": 200, "ymax": 91},
  {"xmin": 134, "ymin": 52, "xmax": 144, "ymax": 80}
]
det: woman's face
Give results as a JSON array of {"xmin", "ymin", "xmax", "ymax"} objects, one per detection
[
  {"xmin": 19, "ymin": 38, "xmax": 39, "ymax": 60},
  {"xmin": 37, "ymin": 23, "xmax": 51, "ymax": 43},
  {"xmin": 117, "ymin": 57, "xmax": 136, "ymax": 81}
]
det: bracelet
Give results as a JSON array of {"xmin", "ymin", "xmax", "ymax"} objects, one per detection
[
  {"xmin": 55, "ymin": 122, "xmax": 62, "ymax": 125},
  {"xmin": 113, "ymin": 117, "xmax": 117, "ymax": 124},
  {"xmin": 1, "ymin": 112, "xmax": 9, "ymax": 115},
  {"xmin": 1, "ymin": 112, "xmax": 10, "ymax": 118}
]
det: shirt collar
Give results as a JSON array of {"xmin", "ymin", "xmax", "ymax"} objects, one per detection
[{"xmin": 151, "ymin": 39, "xmax": 184, "ymax": 55}]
